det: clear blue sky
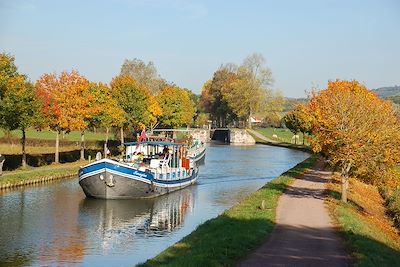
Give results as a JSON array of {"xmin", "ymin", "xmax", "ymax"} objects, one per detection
[{"xmin": 1, "ymin": 0, "xmax": 399, "ymax": 97}]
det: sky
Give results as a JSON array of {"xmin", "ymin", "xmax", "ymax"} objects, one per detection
[{"xmin": 1, "ymin": 0, "xmax": 399, "ymax": 97}]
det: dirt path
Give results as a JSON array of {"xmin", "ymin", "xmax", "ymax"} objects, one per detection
[{"xmin": 238, "ymin": 160, "xmax": 349, "ymax": 267}]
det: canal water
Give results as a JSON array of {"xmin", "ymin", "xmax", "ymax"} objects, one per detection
[{"xmin": 0, "ymin": 144, "xmax": 309, "ymax": 267}]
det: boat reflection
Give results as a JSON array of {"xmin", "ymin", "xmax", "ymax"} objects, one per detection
[{"xmin": 78, "ymin": 188, "xmax": 194, "ymax": 250}]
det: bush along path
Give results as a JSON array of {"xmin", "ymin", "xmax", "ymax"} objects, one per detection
[
  {"xmin": 138, "ymin": 156, "xmax": 318, "ymax": 267},
  {"xmin": 238, "ymin": 159, "xmax": 349, "ymax": 267}
]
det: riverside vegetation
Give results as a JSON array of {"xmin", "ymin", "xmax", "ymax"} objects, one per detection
[{"xmin": 327, "ymin": 175, "xmax": 400, "ymax": 266}]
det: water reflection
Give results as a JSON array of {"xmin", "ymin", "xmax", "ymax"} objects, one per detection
[
  {"xmin": 79, "ymin": 189, "xmax": 193, "ymax": 245},
  {"xmin": 0, "ymin": 145, "xmax": 309, "ymax": 266},
  {"xmin": 0, "ymin": 185, "xmax": 86, "ymax": 266}
]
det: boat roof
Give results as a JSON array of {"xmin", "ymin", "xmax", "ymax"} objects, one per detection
[{"xmin": 124, "ymin": 141, "xmax": 187, "ymax": 147}]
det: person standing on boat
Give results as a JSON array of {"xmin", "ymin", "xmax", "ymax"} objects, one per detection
[{"xmin": 162, "ymin": 146, "xmax": 169, "ymax": 156}]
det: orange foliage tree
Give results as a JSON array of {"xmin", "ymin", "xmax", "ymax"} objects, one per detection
[
  {"xmin": 35, "ymin": 70, "xmax": 95, "ymax": 162},
  {"xmin": 308, "ymin": 80, "xmax": 400, "ymax": 202}
]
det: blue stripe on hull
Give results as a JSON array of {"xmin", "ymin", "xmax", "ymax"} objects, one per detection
[
  {"xmin": 79, "ymin": 161, "xmax": 153, "ymax": 181},
  {"xmin": 79, "ymin": 159, "xmax": 198, "ymax": 186}
]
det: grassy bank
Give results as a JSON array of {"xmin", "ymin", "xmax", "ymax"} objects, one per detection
[
  {"xmin": 138, "ymin": 155, "xmax": 318, "ymax": 267},
  {"xmin": 250, "ymin": 132, "xmax": 310, "ymax": 152},
  {"xmin": 255, "ymin": 127, "xmax": 309, "ymax": 145},
  {"xmin": 0, "ymin": 161, "xmax": 86, "ymax": 189},
  {"xmin": 327, "ymin": 176, "xmax": 400, "ymax": 266}
]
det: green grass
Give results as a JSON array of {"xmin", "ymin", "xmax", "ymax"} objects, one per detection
[
  {"xmin": 0, "ymin": 161, "xmax": 85, "ymax": 186},
  {"xmin": 0, "ymin": 143, "xmax": 80, "ymax": 154},
  {"xmin": 249, "ymin": 131, "xmax": 310, "ymax": 152},
  {"xmin": 0, "ymin": 129, "xmax": 114, "ymax": 141},
  {"xmin": 332, "ymin": 203, "xmax": 400, "ymax": 266},
  {"xmin": 138, "ymin": 155, "xmax": 318, "ymax": 267},
  {"xmin": 255, "ymin": 127, "xmax": 308, "ymax": 145}
]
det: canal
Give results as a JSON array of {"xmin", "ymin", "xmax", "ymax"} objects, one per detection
[{"xmin": 0, "ymin": 144, "xmax": 309, "ymax": 266}]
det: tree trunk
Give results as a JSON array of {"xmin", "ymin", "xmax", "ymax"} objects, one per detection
[
  {"xmin": 21, "ymin": 129, "xmax": 27, "ymax": 169},
  {"xmin": 302, "ymin": 132, "xmax": 305, "ymax": 145},
  {"xmin": 120, "ymin": 127, "xmax": 124, "ymax": 156},
  {"xmin": 341, "ymin": 162, "xmax": 351, "ymax": 203},
  {"xmin": 80, "ymin": 131, "xmax": 85, "ymax": 160},
  {"xmin": 104, "ymin": 127, "xmax": 109, "ymax": 158},
  {"xmin": 120, "ymin": 127, "xmax": 124, "ymax": 144},
  {"xmin": 55, "ymin": 130, "xmax": 60, "ymax": 164},
  {"xmin": 248, "ymin": 115, "xmax": 252, "ymax": 129}
]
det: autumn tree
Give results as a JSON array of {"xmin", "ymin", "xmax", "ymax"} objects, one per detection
[
  {"xmin": 111, "ymin": 76, "xmax": 161, "ymax": 144},
  {"xmin": 120, "ymin": 58, "xmax": 167, "ymax": 95},
  {"xmin": 308, "ymin": 80, "xmax": 400, "ymax": 202},
  {"xmin": 147, "ymin": 94, "xmax": 162, "ymax": 130},
  {"xmin": 36, "ymin": 70, "xmax": 94, "ymax": 162},
  {"xmin": 199, "ymin": 67, "xmax": 237, "ymax": 127},
  {"xmin": 223, "ymin": 53, "xmax": 274, "ymax": 128},
  {"xmin": 87, "ymin": 82, "xmax": 125, "ymax": 156},
  {"xmin": 0, "ymin": 53, "xmax": 41, "ymax": 168},
  {"xmin": 0, "ymin": 52, "xmax": 18, "ymax": 98},
  {"xmin": 157, "ymin": 86, "xmax": 195, "ymax": 128}
]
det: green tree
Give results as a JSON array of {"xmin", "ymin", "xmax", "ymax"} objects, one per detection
[
  {"xmin": 283, "ymin": 111, "xmax": 301, "ymax": 144},
  {"xmin": 158, "ymin": 86, "xmax": 196, "ymax": 128},
  {"xmin": 0, "ymin": 54, "xmax": 41, "ymax": 168},
  {"xmin": 284, "ymin": 104, "xmax": 312, "ymax": 145},
  {"xmin": 263, "ymin": 90, "xmax": 286, "ymax": 127}
]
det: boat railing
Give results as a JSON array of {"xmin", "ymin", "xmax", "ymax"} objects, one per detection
[{"xmin": 150, "ymin": 160, "xmax": 191, "ymax": 181}]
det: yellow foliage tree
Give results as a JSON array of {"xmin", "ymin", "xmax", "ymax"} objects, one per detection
[
  {"xmin": 157, "ymin": 86, "xmax": 195, "ymax": 128},
  {"xmin": 88, "ymin": 82, "xmax": 125, "ymax": 156},
  {"xmin": 308, "ymin": 80, "xmax": 400, "ymax": 202}
]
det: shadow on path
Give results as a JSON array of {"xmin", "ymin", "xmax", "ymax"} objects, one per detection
[{"xmin": 238, "ymin": 160, "xmax": 349, "ymax": 267}]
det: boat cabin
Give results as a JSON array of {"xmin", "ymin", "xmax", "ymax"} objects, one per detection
[{"xmin": 123, "ymin": 141, "xmax": 192, "ymax": 179}]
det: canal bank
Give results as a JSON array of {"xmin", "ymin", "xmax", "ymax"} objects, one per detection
[
  {"xmin": 138, "ymin": 155, "xmax": 318, "ymax": 267},
  {"xmin": 0, "ymin": 161, "xmax": 85, "ymax": 190}
]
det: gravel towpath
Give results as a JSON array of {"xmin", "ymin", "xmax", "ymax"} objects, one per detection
[{"xmin": 238, "ymin": 160, "xmax": 349, "ymax": 267}]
